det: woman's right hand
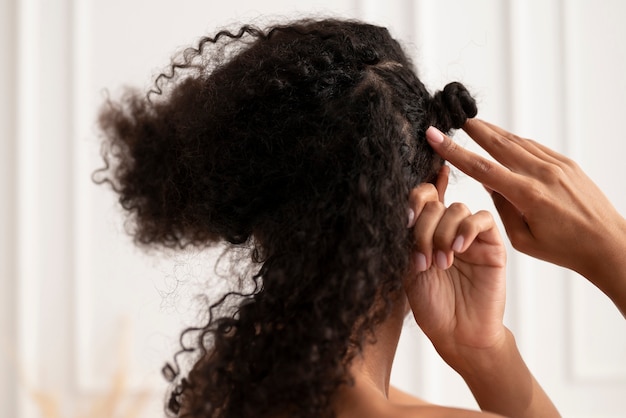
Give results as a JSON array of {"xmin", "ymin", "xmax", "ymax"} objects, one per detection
[
  {"xmin": 403, "ymin": 173, "xmax": 560, "ymax": 418},
  {"xmin": 404, "ymin": 180, "xmax": 507, "ymax": 366},
  {"xmin": 425, "ymin": 120, "xmax": 626, "ymax": 313}
]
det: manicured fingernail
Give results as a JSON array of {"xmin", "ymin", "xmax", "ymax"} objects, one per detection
[
  {"xmin": 436, "ymin": 251, "xmax": 448, "ymax": 269},
  {"xmin": 426, "ymin": 126, "xmax": 444, "ymax": 144},
  {"xmin": 407, "ymin": 208, "xmax": 415, "ymax": 228},
  {"xmin": 452, "ymin": 235, "xmax": 464, "ymax": 252},
  {"xmin": 415, "ymin": 253, "xmax": 427, "ymax": 272}
]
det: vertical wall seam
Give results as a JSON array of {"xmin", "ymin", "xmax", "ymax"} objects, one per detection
[
  {"xmin": 16, "ymin": 0, "xmax": 41, "ymax": 416},
  {"xmin": 71, "ymin": 0, "xmax": 96, "ymax": 393},
  {"xmin": 558, "ymin": 0, "xmax": 585, "ymax": 385},
  {"xmin": 67, "ymin": 0, "xmax": 79, "ymax": 396},
  {"xmin": 1, "ymin": 0, "xmax": 18, "ymax": 416},
  {"xmin": 556, "ymin": 0, "xmax": 571, "ymax": 383},
  {"xmin": 504, "ymin": 0, "xmax": 540, "ymax": 365},
  {"xmin": 502, "ymin": 0, "xmax": 524, "ymax": 341}
]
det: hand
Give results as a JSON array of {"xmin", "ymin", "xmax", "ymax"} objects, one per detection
[
  {"xmin": 403, "ymin": 170, "xmax": 560, "ymax": 417},
  {"xmin": 404, "ymin": 167, "xmax": 507, "ymax": 367},
  {"xmin": 425, "ymin": 120, "xmax": 626, "ymax": 283}
]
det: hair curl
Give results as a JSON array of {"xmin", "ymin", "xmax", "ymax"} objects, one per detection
[{"xmin": 95, "ymin": 18, "xmax": 477, "ymax": 418}]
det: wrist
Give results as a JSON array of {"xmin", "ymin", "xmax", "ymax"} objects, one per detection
[
  {"xmin": 444, "ymin": 327, "xmax": 514, "ymax": 378},
  {"xmin": 434, "ymin": 326, "xmax": 511, "ymax": 377},
  {"xmin": 579, "ymin": 214, "xmax": 626, "ymax": 315},
  {"xmin": 447, "ymin": 328, "xmax": 560, "ymax": 417}
]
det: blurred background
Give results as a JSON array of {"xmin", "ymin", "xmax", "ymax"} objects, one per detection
[{"xmin": 2, "ymin": 0, "xmax": 626, "ymax": 417}]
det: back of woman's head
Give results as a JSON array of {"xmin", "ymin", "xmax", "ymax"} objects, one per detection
[{"xmin": 97, "ymin": 18, "xmax": 477, "ymax": 418}]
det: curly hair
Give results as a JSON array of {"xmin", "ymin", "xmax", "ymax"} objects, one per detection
[{"xmin": 95, "ymin": 18, "xmax": 477, "ymax": 418}]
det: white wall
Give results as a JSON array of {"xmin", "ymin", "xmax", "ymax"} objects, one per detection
[
  {"xmin": 2, "ymin": 1, "xmax": 626, "ymax": 417},
  {"xmin": 1, "ymin": 0, "xmax": 17, "ymax": 415}
]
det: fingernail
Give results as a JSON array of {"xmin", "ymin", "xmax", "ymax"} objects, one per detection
[
  {"xmin": 407, "ymin": 208, "xmax": 415, "ymax": 228},
  {"xmin": 426, "ymin": 126, "xmax": 444, "ymax": 144},
  {"xmin": 452, "ymin": 235, "xmax": 464, "ymax": 252},
  {"xmin": 415, "ymin": 253, "xmax": 427, "ymax": 272},
  {"xmin": 435, "ymin": 251, "xmax": 448, "ymax": 270}
]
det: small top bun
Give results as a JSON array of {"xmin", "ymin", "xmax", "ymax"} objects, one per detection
[{"xmin": 429, "ymin": 81, "xmax": 477, "ymax": 132}]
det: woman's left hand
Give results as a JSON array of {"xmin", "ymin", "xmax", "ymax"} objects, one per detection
[{"xmin": 404, "ymin": 167, "xmax": 507, "ymax": 369}]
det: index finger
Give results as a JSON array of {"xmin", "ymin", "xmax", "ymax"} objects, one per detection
[
  {"xmin": 425, "ymin": 126, "xmax": 527, "ymax": 203},
  {"xmin": 463, "ymin": 119, "xmax": 563, "ymax": 168}
]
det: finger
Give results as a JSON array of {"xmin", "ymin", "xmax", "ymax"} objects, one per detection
[
  {"xmin": 461, "ymin": 120, "xmax": 556, "ymax": 174},
  {"xmin": 413, "ymin": 201, "xmax": 446, "ymax": 271},
  {"xmin": 490, "ymin": 192, "xmax": 534, "ymax": 255},
  {"xmin": 453, "ymin": 210, "xmax": 506, "ymax": 270},
  {"xmin": 435, "ymin": 165, "xmax": 450, "ymax": 203},
  {"xmin": 407, "ymin": 183, "xmax": 439, "ymax": 228},
  {"xmin": 432, "ymin": 202, "xmax": 472, "ymax": 269},
  {"xmin": 477, "ymin": 119, "xmax": 568, "ymax": 164},
  {"xmin": 425, "ymin": 126, "xmax": 528, "ymax": 204},
  {"xmin": 454, "ymin": 210, "xmax": 500, "ymax": 251}
]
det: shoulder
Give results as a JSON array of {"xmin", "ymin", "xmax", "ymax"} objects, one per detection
[
  {"xmin": 390, "ymin": 405, "xmax": 506, "ymax": 418},
  {"xmin": 339, "ymin": 402, "xmax": 506, "ymax": 418},
  {"xmin": 387, "ymin": 389, "xmax": 505, "ymax": 418},
  {"xmin": 338, "ymin": 386, "xmax": 506, "ymax": 418}
]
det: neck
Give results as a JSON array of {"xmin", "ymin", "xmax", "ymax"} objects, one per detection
[{"xmin": 349, "ymin": 294, "xmax": 408, "ymax": 397}]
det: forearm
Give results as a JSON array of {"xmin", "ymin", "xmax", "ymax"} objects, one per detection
[
  {"xmin": 579, "ymin": 214, "xmax": 626, "ymax": 317},
  {"xmin": 448, "ymin": 329, "xmax": 559, "ymax": 418}
]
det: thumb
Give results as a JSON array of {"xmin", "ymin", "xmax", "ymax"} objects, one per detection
[{"xmin": 491, "ymin": 192, "xmax": 533, "ymax": 252}]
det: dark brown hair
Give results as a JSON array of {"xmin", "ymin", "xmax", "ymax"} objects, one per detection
[{"xmin": 96, "ymin": 18, "xmax": 477, "ymax": 418}]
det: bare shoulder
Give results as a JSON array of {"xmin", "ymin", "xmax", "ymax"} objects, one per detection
[
  {"xmin": 389, "ymin": 386, "xmax": 500, "ymax": 418},
  {"xmin": 391, "ymin": 404, "xmax": 506, "ymax": 418},
  {"xmin": 388, "ymin": 386, "xmax": 431, "ymax": 406},
  {"xmin": 338, "ymin": 386, "xmax": 505, "ymax": 418},
  {"xmin": 339, "ymin": 402, "xmax": 506, "ymax": 418},
  {"xmin": 388, "ymin": 386, "xmax": 505, "ymax": 417}
]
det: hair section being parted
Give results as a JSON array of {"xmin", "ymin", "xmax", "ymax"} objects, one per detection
[{"xmin": 95, "ymin": 18, "xmax": 477, "ymax": 418}]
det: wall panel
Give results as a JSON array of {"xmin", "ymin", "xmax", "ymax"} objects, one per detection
[
  {"xmin": 561, "ymin": 3, "xmax": 626, "ymax": 416},
  {"xmin": 15, "ymin": 0, "xmax": 44, "ymax": 415},
  {"xmin": 1, "ymin": 0, "xmax": 18, "ymax": 416}
]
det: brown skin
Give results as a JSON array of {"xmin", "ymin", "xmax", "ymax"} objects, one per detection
[
  {"xmin": 425, "ymin": 120, "xmax": 626, "ymax": 317},
  {"xmin": 333, "ymin": 167, "xmax": 560, "ymax": 418}
]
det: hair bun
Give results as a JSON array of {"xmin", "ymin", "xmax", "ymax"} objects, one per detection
[{"xmin": 430, "ymin": 81, "xmax": 478, "ymax": 132}]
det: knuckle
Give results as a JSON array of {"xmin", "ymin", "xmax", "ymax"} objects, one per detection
[
  {"xmin": 458, "ymin": 216, "xmax": 479, "ymax": 235},
  {"xmin": 443, "ymin": 138, "xmax": 459, "ymax": 156},
  {"xmin": 448, "ymin": 202, "xmax": 471, "ymax": 216},
  {"xmin": 477, "ymin": 210, "xmax": 496, "ymax": 225},
  {"xmin": 475, "ymin": 209, "xmax": 494, "ymax": 221},
  {"xmin": 539, "ymin": 163, "xmax": 564, "ymax": 183},
  {"xmin": 562, "ymin": 156, "xmax": 579, "ymax": 171},
  {"xmin": 422, "ymin": 200, "xmax": 444, "ymax": 214},
  {"xmin": 413, "ymin": 183, "xmax": 439, "ymax": 205},
  {"xmin": 470, "ymin": 158, "xmax": 494, "ymax": 176},
  {"xmin": 523, "ymin": 180, "xmax": 546, "ymax": 205},
  {"xmin": 490, "ymin": 132, "xmax": 510, "ymax": 148}
]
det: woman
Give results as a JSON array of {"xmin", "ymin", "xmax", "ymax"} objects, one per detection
[{"xmin": 96, "ymin": 19, "xmax": 558, "ymax": 417}]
